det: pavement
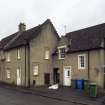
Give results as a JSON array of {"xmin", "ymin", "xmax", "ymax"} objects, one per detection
[{"xmin": 0, "ymin": 83, "xmax": 105, "ymax": 105}]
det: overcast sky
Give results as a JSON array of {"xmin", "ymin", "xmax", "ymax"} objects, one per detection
[{"xmin": 0, "ymin": 0, "xmax": 105, "ymax": 39}]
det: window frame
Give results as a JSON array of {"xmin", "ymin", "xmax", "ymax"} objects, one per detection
[
  {"xmin": 6, "ymin": 52, "xmax": 11, "ymax": 62},
  {"xmin": 78, "ymin": 54, "xmax": 86, "ymax": 69},
  {"xmin": 17, "ymin": 67, "xmax": 21, "ymax": 78},
  {"xmin": 58, "ymin": 45, "xmax": 66, "ymax": 59},
  {"xmin": 45, "ymin": 50, "xmax": 50, "ymax": 60},
  {"xmin": 17, "ymin": 48, "xmax": 21, "ymax": 60},
  {"xmin": 6, "ymin": 69, "xmax": 11, "ymax": 79},
  {"xmin": 33, "ymin": 65, "xmax": 39, "ymax": 76}
]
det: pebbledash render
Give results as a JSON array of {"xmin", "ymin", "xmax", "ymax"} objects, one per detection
[{"xmin": 0, "ymin": 19, "xmax": 105, "ymax": 91}]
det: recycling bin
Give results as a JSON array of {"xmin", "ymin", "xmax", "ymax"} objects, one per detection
[
  {"xmin": 89, "ymin": 83, "xmax": 97, "ymax": 97},
  {"xmin": 84, "ymin": 80, "xmax": 89, "ymax": 92},
  {"xmin": 77, "ymin": 79, "xmax": 84, "ymax": 90},
  {"xmin": 71, "ymin": 79, "xmax": 76, "ymax": 88}
]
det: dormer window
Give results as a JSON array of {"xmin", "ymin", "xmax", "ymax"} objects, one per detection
[{"xmin": 58, "ymin": 46, "xmax": 66, "ymax": 59}]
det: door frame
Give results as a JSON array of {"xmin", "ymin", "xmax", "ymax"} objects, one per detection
[
  {"xmin": 63, "ymin": 66, "xmax": 71, "ymax": 86},
  {"xmin": 16, "ymin": 68, "xmax": 21, "ymax": 86}
]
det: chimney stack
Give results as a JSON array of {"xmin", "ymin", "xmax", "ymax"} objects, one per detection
[{"xmin": 19, "ymin": 22, "xmax": 26, "ymax": 32}]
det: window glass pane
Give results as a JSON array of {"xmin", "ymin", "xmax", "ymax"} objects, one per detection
[
  {"xmin": 6, "ymin": 70, "xmax": 10, "ymax": 79},
  {"xmin": 67, "ymin": 71, "xmax": 70, "ymax": 76},
  {"xmin": 17, "ymin": 48, "xmax": 21, "ymax": 59},
  {"xmin": 33, "ymin": 65, "xmax": 38, "ymax": 75},
  {"xmin": 81, "ymin": 56, "xmax": 84, "ymax": 67},
  {"xmin": 59, "ymin": 47, "xmax": 66, "ymax": 59},
  {"xmin": 6, "ymin": 52, "xmax": 10, "ymax": 62},
  {"xmin": 78, "ymin": 55, "xmax": 85, "ymax": 69},
  {"xmin": 45, "ymin": 50, "xmax": 49, "ymax": 59}
]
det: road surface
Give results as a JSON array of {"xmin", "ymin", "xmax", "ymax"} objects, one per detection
[{"xmin": 0, "ymin": 86, "xmax": 86, "ymax": 105}]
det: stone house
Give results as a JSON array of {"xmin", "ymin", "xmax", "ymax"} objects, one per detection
[
  {"xmin": 0, "ymin": 19, "xmax": 105, "ymax": 91},
  {"xmin": 52, "ymin": 23, "xmax": 105, "ymax": 91},
  {"xmin": 0, "ymin": 19, "xmax": 59, "ymax": 87}
]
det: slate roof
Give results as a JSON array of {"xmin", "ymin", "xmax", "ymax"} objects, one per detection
[
  {"xmin": 4, "ymin": 25, "xmax": 41, "ymax": 50},
  {"xmin": 53, "ymin": 23, "xmax": 105, "ymax": 56},
  {"xmin": 0, "ymin": 19, "xmax": 59, "ymax": 50},
  {"xmin": 66, "ymin": 23, "xmax": 105, "ymax": 53},
  {"xmin": 0, "ymin": 32, "xmax": 18, "ymax": 50}
]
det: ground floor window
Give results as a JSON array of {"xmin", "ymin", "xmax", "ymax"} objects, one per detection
[
  {"xmin": 33, "ymin": 65, "xmax": 39, "ymax": 76},
  {"xmin": 6, "ymin": 69, "xmax": 11, "ymax": 79}
]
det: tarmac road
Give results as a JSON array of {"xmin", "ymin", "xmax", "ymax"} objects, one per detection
[{"xmin": 0, "ymin": 86, "xmax": 86, "ymax": 105}]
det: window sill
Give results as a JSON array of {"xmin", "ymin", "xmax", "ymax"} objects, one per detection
[
  {"xmin": 78, "ymin": 67, "xmax": 86, "ymax": 70},
  {"xmin": 44, "ymin": 58, "xmax": 50, "ymax": 60},
  {"xmin": 33, "ymin": 75, "xmax": 39, "ymax": 77},
  {"xmin": 58, "ymin": 58, "xmax": 65, "ymax": 60}
]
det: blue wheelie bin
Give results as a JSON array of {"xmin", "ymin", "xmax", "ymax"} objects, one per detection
[{"xmin": 77, "ymin": 79, "xmax": 84, "ymax": 90}]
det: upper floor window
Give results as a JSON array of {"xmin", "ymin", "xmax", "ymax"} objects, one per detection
[
  {"xmin": 78, "ymin": 54, "xmax": 86, "ymax": 69},
  {"xmin": 33, "ymin": 65, "xmax": 39, "ymax": 76},
  {"xmin": 45, "ymin": 50, "xmax": 50, "ymax": 59},
  {"xmin": 58, "ymin": 46, "xmax": 66, "ymax": 59},
  {"xmin": 17, "ymin": 48, "xmax": 21, "ymax": 59},
  {"xmin": 6, "ymin": 52, "xmax": 10, "ymax": 62}
]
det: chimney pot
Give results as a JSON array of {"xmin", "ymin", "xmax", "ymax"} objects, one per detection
[{"xmin": 19, "ymin": 22, "xmax": 26, "ymax": 32}]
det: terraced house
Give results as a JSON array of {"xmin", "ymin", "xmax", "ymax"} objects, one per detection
[
  {"xmin": 0, "ymin": 19, "xmax": 105, "ymax": 92},
  {"xmin": 53, "ymin": 23, "xmax": 105, "ymax": 91},
  {"xmin": 0, "ymin": 19, "xmax": 59, "ymax": 87}
]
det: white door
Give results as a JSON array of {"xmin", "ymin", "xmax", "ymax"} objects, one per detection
[
  {"xmin": 63, "ymin": 66, "xmax": 71, "ymax": 86},
  {"xmin": 17, "ymin": 69, "xmax": 21, "ymax": 86}
]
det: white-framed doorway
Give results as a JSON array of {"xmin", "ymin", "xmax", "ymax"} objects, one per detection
[
  {"xmin": 63, "ymin": 66, "xmax": 71, "ymax": 86},
  {"xmin": 17, "ymin": 68, "xmax": 21, "ymax": 86}
]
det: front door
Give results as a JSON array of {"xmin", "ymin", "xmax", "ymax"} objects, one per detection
[
  {"xmin": 63, "ymin": 66, "xmax": 71, "ymax": 86},
  {"xmin": 53, "ymin": 68, "xmax": 60, "ymax": 84},
  {"xmin": 17, "ymin": 69, "xmax": 21, "ymax": 86},
  {"xmin": 44, "ymin": 73, "xmax": 50, "ymax": 85}
]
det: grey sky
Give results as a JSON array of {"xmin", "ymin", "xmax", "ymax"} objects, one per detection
[{"xmin": 0, "ymin": 0, "xmax": 105, "ymax": 39}]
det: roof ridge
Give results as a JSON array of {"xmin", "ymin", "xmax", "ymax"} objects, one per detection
[
  {"xmin": 0, "ymin": 19, "xmax": 59, "ymax": 50},
  {"xmin": 66, "ymin": 23, "xmax": 105, "ymax": 36}
]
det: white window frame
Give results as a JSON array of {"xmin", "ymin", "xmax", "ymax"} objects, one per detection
[
  {"xmin": 78, "ymin": 54, "xmax": 86, "ymax": 69},
  {"xmin": 17, "ymin": 48, "xmax": 21, "ymax": 59},
  {"xmin": 58, "ymin": 45, "xmax": 66, "ymax": 59},
  {"xmin": 33, "ymin": 65, "xmax": 39, "ymax": 76},
  {"xmin": 6, "ymin": 52, "xmax": 10, "ymax": 62},
  {"xmin": 6, "ymin": 69, "xmax": 11, "ymax": 79},
  {"xmin": 45, "ymin": 50, "xmax": 50, "ymax": 59}
]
